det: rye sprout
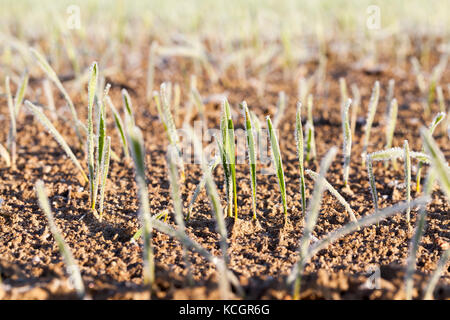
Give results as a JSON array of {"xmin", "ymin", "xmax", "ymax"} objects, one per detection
[
  {"xmin": 436, "ymin": 85, "xmax": 445, "ymax": 113},
  {"xmin": 106, "ymin": 95, "xmax": 129, "ymax": 158},
  {"xmin": 273, "ymin": 91, "xmax": 287, "ymax": 129},
  {"xmin": 350, "ymin": 84, "xmax": 360, "ymax": 137},
  {"xmin": 35, "ymin": 180, "xmax": 85, "ymax": 299},
  {"xmin": 385, "ymin": 79, "xmax": 395, "ymax": 114},
  {"xmin": 29, "ymin": 48, "xmax": 84, "ymax": 147},
  {"xmin": 342, "ymin": 98, "xmax": 352, "ymax": 187},
  {"xmin": 242, "ymin": 101, "xmax": 257, "ymax": 220},
  {"xmin": 14, "ymin": 71, "xmax": 29, "ymax": 117},
  {"xmin": 305, "ymin": 94, "xmax": 316, "ymax": 162},
  {"xmin": 295, "ymin": 102, "xmax": 306, "ymax": 215},
  {"xmin": 416, "ymin": 112, "xmax": 446, "ymax": 193},
  {"xmin": 146, "ymin": 41, "xmax": 158, "ymax": 103},
  {"xmin": 339, "ymin": 77, "xmax": 348, "ymax": 107},
  {"xmin": 404, "ymin": 140, "xmax": 411, "ymax": 223},
  {"xmin": 384, "ymin": 98, "xmax": 398, "ymax": 169},
  {"xmin": 127, "ymin": 121, "xmax": 154, "ymax": 291},
  {"xmin": 267, "ymin": 116, "xmax": 288, "ymax": 220},
  {"xmin": 362, "ymin": 81, "xmax": 380, "ymax": 165},
  {"xmin": 154, "ymin": 83, "xmax": 185, "ymax": 181},
  {"xmin": 291, "ymin": 147, "xmax": 337, "ymax": 299},
  {"xmin": 366, "ymin": 154, "xmax": 379, "ymax": 215},
  {"xmin": 25, "ymin": 100, "xmax": 88, "ymax": 183},
  {"xmin": 98, "ymin": 136, "xmax": 111, "ymax": 219},
  {"xmin": 219, "ymin": 99, "xmax": 237, "ymax": 219}
]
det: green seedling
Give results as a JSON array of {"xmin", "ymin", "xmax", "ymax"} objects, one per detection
[
  {"xmin": 273, "ymin": 91, "xmax": 287, "ymax": 129},
  {"xmin": 267, "ymin": 116, "xmax": 288, "ymax": 220},
  {"xmin": 13, "ymin": 71, "xmax": 29, "ymax": 117},
  {"xmin": 385, "ymin": 79, "xmax": 395, "ymax": 115},
  {"xmin": 416, "ymin": 112, "xmax": 446, "ymax": 193},
  {"xmin": 35, "ymin": 180, "xmax": 85, "ymax": 299},
  {"xmin": 342, "ymin": 98, "xmax": 352, "ymax": 187},
  {"xmin": 361, "ymin": 81, "xmax": 380, "ymax": 165},
  {"xmin": 366, "ymin": 154, "xmax": 379, "ymax": 216},
  {"xmin": 219, "ymin": 99, "xmax": 237, "ymax": 219},
  {"xmin": 350, "ymin": 84, "xmax": 360, "ymax": 137},
  {"xmin": 98, "ymin": 136, "xmax": 111, "ymax": 219},
  {"xmin": 87, "ymin": 62, "xmax": 98, "ymax": 216},
  {"xmin": 384, "ymin": 98, "xmax": 398, "ymax": 169},
  {"xmin": 154, "ymin": 83, "xmax": 185, "ymax": 181},
  {"xmin": 404, "ymin": 140, "xmax": 411, "ymax": 223},
  {"xmin": 305, "ymin": 94, "xmax": 316, "ymax": 161},
  {"xmin": 146, "ymin": 41, "xmax": 158, "ymax": 103},
  {"xmin": 105, "ymin": 95, "xmax": 129, "ymax": 158},
  {"xmin": 295, "ymin": 102, "xmax": 306, "ymax": 215},
  {"xmin": 339, "ymin": 77, "xmax": 348, "ymax": 108},
  {"xmin": 127, "ymin": 122, "xmax": 154, "ymax": 291},
  {"xmin": 242, "ymin": 102, "xmax": 257, "ymax": 220}
]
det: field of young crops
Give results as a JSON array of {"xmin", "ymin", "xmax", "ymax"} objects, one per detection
[{"xmin": 0, "ymin": 0, "xmax": 448, "ymax": 300}]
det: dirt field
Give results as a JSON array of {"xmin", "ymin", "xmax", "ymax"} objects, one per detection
[{"xmin": 0, "ymin": 48, "xmax": 448, "ymax": 299}]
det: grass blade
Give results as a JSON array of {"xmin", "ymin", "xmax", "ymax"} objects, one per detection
[
  {"xmin": 98, "ymin": 136, "xmax": 111, "ymax": 220},
  {"xmin": 362, "ymin": 81, "xmax": 380, "ymax": 164},
  {"xmin": 404, "ymin": 140, "xmax": 411, "ymax": 223},
  {"xmin": 267, "ymin": 116, "xmax": 288, "ymax": 219},
  {"xmin": 295, "ymin": 102, "xmax": 306, "ymax": 215},
  {"xmin": 127, "ymin": 123, "xmax": 154, "ymax": 291},
  {"xmin": 305, "ymin": 94, "xmax": 316, "ymax": 161},
  {"xmin": 87, "ymin": 62, "xmax": 98, "ymax": 215},
  {"xmin": 350, "ymin": 84, "xmax": 360, "ymax": 137},
  {"xmin": 25, "ymin": 100, "xmax": 88, "ymax": 183},
  {"xmin": 14, "ymin": 71, "xmax": 29, "ymax": 117},
  {"xmin": 35, "ymin": 180, "xmax": 85, "ymax": 299},
  {"xmin": 366, "ymin": 154, "xmax": 379, "ymax": 215},
  {"xmin": 106, "ymin": 96, "xmax": 129, "ymax": 158},
  {"xmin": 242, "ymin": 102, "xmax": 257, "ymax": 220},
  {"xmin": 342, "ymin": 98, "xmax": 352, "ymax": 187}
]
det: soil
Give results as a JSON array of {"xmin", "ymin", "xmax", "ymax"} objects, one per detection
[{"xmin": 0, "ymin": 46, "xmax": 448, "ymax": 300}]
